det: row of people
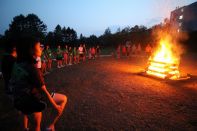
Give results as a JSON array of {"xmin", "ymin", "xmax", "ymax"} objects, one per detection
[
  {"xmin": 38, "ymin": 44, "xmax": 101, "ymax": 75},
  {"xmin": 116, "ymin": 43, "xmax": 152, "ymax": 58}
]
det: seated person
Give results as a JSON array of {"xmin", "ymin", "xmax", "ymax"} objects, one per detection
[{"xmin": 10, "ymin": 36, "xmax": 67, "ymax": 131}]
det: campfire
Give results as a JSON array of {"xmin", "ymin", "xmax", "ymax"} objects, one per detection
[{"xmin": 146, "ymin": 35, "xmax": 181, "ymax": 80}]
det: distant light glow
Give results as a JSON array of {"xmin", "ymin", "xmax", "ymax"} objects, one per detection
[{"xmin": 179, "ymin": 15, "xmax": 183, "ymax": 20}]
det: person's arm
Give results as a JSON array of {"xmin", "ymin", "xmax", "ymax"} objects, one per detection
[
  {"xmin": 41, "ymin": 85, "xmax": 62, "ymax": 114},
  {"xmin": 29, "ymin": 65, "xmax": 62, "ymax": 114}
]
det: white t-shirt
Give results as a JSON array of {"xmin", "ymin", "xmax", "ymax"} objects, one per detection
[
  {"xmin": 78, "ymin": 47, "xmax": 83, "ymax": 54},
  {"xmin": 35, "ymin": 57, "xmax": 42, "ymax": 69}
]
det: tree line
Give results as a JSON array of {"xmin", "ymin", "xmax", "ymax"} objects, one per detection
[
  {"xmin": 0, "ymin": 13, "xmax": 151, "ymax": 48},
  {"xmin": 0, "ymin": 13, "xmax": 196, "ymax": 52}
]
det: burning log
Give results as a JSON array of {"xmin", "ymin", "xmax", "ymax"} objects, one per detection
[
  {"xmin": 145, "ymin": 35, "xmax": 189, "ymax": 80},
  {"xmin": 146, "ymin": 59, "xmax": 180, "ymax": 80}
]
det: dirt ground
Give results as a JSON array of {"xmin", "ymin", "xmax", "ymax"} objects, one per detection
[{"xmin": 0, "ymin": 55, "xmax": 197, "ymax": 130}]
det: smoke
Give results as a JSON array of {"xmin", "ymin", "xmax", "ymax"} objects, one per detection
[{"xmin": 151, "ymin": 22, "xmax": 188, "ymax": 61}]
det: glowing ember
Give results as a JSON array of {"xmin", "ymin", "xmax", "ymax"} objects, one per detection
[{"xmin": 146, "ymin": 36, "xmax": 180, "ymax": 80}]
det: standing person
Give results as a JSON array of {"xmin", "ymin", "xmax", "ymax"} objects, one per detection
[
  {"xmin": 137, "ymin": 43, "xmax": 142, "ymax": 55},
  {"xmin": 1, "ymin": 42, "xmax": 29, "ymax": 131},
  {"xmin": 132, "ymin": 44, "xmax": 137, "ymax": 55},
  {"xmin": 68, "ymin": 46, "xmax": 73, "ymax": 65},
  {"xmin": 10, "ymin": 37, "xmax": 67, "ymax": 131},
  {"xmin": 128, "ymin": 42, "xmax": 132, "ymax": 58},
  {"xmin": 126, "ymin": 41, "xmax": 131, "ymax": 57},
  {"xmin": 73, "ymin": 47, "xmax": 77, "ymax": 64},
  {"xmin": 88, "ymin": 47, "xmax": 92, "ymax": 59},
  {"xmin": 96, "ymin": 45, "xmax": 100, "ymax": 58},
  {"xmin": 145, "ymin": 44, "xmax": 152, "ymax": 57},
  {"xmin": 83, "ymin": 44, "xmax": 87, "ymax": 61},
  {"xmin": 45, "ymin": 45, "xmax": 53, "ymax": 72},
  {"xmin": 56, "ymin": 45, "xmax": 63, "ymax": 68},
  {"xmin": 40, "ymin": 45, "xmax": 48, "ymax": 75},
  {"xmin": 76, "ymin": 47, "xmax": 80, "ymax": 64},
  {"xmin": 116, "ymin": 44, "xmax": 121, "ymax": 59},
  {"xmin": 78, "ymin": 44, "xmax": 83, "ymax": 62},
  {"xmin": 91, "ymin": 46, "xmax": 96, "ymax": 59},
  {"xmin": 63, "ymin": 45, "xmax": 69, "ymax": 66},
  {"xmin": 122, "ymin": 45, "xmax": 126, "ymax": 57}
]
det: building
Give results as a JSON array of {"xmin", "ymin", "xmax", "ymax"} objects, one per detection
[{"xmin": 170, "ymin": 1, "xmax": 197, "ymax": 32}]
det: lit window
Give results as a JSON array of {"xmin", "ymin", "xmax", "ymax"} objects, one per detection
[
  {"xmin": 179, "ymin": 15, "xmax": 183, "ymax": 20},
  {"xmin": 179, "ymin": 23, "xmax": 182, "ymax": 27},
  {"xmin": 181, "ymin": 8, "xmax": 184, "ymax": 12},
  {"xmin": 177, "ymin": 29, "xmax": 180, "ymax": 33}
]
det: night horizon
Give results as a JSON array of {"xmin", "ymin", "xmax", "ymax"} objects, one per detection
[{"xmin": 0, "ymin": 0, "xmax": 196, "ymax": 37}]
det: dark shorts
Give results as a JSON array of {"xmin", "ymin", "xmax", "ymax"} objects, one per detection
[
  {"xmin": 79, "ymin": 54, "xmax": 83, "ymax": 57},
  {"xmin": 14, "ymin": 92, "xmax": 56, "ymax": 115},
  {"xmin": 14, "ymin": 95, "xmax": 46, "ymax": 115},
  {"xmin": 56, "ymin": 56, "xmax": 63, "ymax": 60}
]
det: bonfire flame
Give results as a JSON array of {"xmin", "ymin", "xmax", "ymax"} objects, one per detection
[{"xmin": 146, "ymin": 35, "xmax": 180, "ymax": 80}]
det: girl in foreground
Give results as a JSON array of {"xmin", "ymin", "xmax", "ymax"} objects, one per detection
[{"xmin": 11, "ymin": 37, "xmax": 67, "ymax": 131}]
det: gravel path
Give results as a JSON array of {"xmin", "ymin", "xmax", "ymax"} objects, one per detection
[{"xmin": 0, "ymin": 56, "xmax": 197, "ymax": 130}]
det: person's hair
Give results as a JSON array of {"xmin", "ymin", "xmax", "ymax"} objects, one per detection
[
  {"xmin": 16, "ymin": 36, "xmax": 40, "ymax": 63},
  {"xmin": 4, "ymin": 38, "xmax": 16, "ymax": 54}
]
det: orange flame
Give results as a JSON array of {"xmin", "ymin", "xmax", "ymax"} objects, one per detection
[{"xmin": 146, "ymin": 35, "xmax": 180, "ymax": 80}]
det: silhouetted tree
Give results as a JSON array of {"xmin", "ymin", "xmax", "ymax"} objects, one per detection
[
  {"xmin": 5, "ymin": 14, "xmax": 47, "ymax": 41},
  {"xmin": 79, "ymin": 33, "xmax": 86, "ymax": 43},
  {"xmin": 0, "ymin": 35, "xmax": 4, "ymax": 49},
  {"xmin": 45, "ymin": 31, "xmax": 55, "ymax": 47},
  {"xmin": 54, "ymin": 24, "xmax": 63, "ymax": 45},
  {"xmin": 65, "ymin": 27, "xmax": 77, "ymax": 43},
  {"xmin": 104, "ymin": 27, "xmax": 111, "ymax": 36},
  {"xmin": 87, "ymin": 35, "xmax": 99, "ymax": 46},
  {"xmin": 62, "ymin": 27, "xmax": 67, "ymax": 43},
  {"xmin": 121, "ymin": 26, "xmax": 130, "ymax": 34}
]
